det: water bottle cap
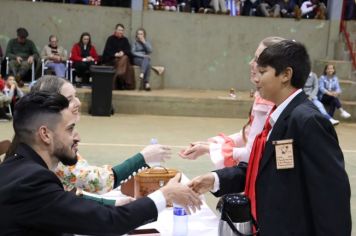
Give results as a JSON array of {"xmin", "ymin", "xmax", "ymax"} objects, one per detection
[{"xmin": 173, "ymin": 204, "xmax": 187, "ymax": 216}]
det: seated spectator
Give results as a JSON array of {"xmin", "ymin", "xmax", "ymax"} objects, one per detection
[
  {"xmin": 304, "ymin": 72, "xmax": 339, "ymax": 125},
  {"xmin": 41, "ymin": 35, "xmax": 68, "ymax": 78},
  {"xmin": 211, "ymin": 0, "xmax": 229, "ymax": 14},
  {"xmin": 279, "ymin": 0, "xmax": 301, "ymax": 19},
  {"xmin": 102, "ymin": 23, "xmax": 135, "ymax": 90},
  {"xmin": 0, "ymin": 76, "xmax": 11, "ymax": 121},
  {"xmin": 190, "ymin": 0, "xmax": 212, "ymax": 13},
  {"xmin": 2, "ymin": 75, "xmax": 24, "ymax": 112},
  {"xmin": 344, "ymin": 0, "xmax": 355, "ymax": 20},
  {"xmin": 300, "ymin": 0, "xmax": 326, "ymax": 19},
  {"xmin": 259, "ymin": 0, "xmax": 281, "ymax": 17},
  {"xmin": 70, "ymin": 32, "xmax": 98, "ymax": 86},
  {"xmin": 69, "ymin": 0, "xmax": 90, "ymax": 4},
  {"xmin": 5, "ymin": 27, "xmax": 39, "ymax": 86},
  {"xmin": 241, "ymin": 0, "xmax": 261, "ymax": 16},
  {"xmin": 318, "ymin": 64, "xmax": 351, "ymax": 119},
  {"xmin": 163, "ymin": 0, "xmax": 177, "ymax": 11},
  {"xmin": 132, "ymin": 28, "xmax": 153, "ymax": 91}
]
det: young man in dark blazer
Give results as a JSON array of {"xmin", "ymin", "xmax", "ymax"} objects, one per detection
[
  {"xmin": 0, "ymin": 92, "xmax": 202, "ymax": 236},
  {"xmin": 188, "ymin": 40, "xmax": 351, "ymax": 235}
]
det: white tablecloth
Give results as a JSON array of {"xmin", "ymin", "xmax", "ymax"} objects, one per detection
[{"xmin": 82, "ymin": 174, "xmax": 219, "ymax": 236}]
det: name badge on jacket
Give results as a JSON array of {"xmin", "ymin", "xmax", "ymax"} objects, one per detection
[{"xmin": 272, "ymin": 139, "xmax": 294, "ymax": 169}]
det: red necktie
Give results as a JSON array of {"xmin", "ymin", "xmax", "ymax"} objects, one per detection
[{"xmin": 244, "ymin": 106, "xmax": 276, "ymax": 221}]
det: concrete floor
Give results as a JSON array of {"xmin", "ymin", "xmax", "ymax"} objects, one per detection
[{"xmin": 1, "ymin": 114, "xmax": 356, "ymax": 233}]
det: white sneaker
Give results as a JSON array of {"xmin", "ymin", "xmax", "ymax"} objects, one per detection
[
  {"xmin": 340, "ymin": 110, "xmax": 351, "ymax": 119},
  {"xmin": 329, "ymin": 118, "xmax": 340, "ymax": 126}
]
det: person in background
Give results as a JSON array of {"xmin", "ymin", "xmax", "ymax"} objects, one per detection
[
  {"xmin": 2, "ymin": 75, "xmax": 24, "ymax": 111},
  {"xmin": 179, "ymin": 37, "xmax": 283, "ymax": 169},
  {"xmin": 278, "ymin": 0, "xmax": 301, "ymax": 19},
  {"xmin": 318, "ymin": 64, "xmax": 351, "ymax": 119},
  {"xmin": 210, "ymin": 0, "xmax": 229, "ymax": 14},
  {"xmin": 70, "ymin": 32, "xmax": 98, "ymax": 86},
  {"xmin": 5, "ymin": 27, "xmax": 39, "ymax": 86},
  {"xmin": 162, "ymin": 0, "xmax": 177, "ymax": 11},
  {"xmin": 0, "ymin": 75, "xmax": 12, "ymax": 121},
  {"xmin": 303, "ymin": 71, "xmax": 339, "ymax": 125},
  {"xmin": 102, "ymin": 23, "xmax": 135, "ymax": 90},
  {"xmin": 41, "ymin": 35, "xmax": 68, "ymax": 78},
  {"xmin": 132, "ymin": 28, "xmax": 153, "ymax": 91},
  {"xmin": 259, "ymin": 0, "xmax": 281, "ymax": 17}
]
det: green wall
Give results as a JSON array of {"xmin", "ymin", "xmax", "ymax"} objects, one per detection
[{"xmin": 0, "ymin": 0, "xmax": 334, "ymax": 90}]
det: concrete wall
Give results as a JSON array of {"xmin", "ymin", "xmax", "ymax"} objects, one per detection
[{"xmin": 0, "ymin": 0, "xmax": 332, "ymax": 90}]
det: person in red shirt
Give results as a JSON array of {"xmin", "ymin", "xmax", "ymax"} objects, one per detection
[{"xmin": 70, "ymin": 32, "xmax": 98, "ymax": 86}]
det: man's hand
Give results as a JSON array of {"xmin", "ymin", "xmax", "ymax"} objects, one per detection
[
  {"xmin": 179, "ymin": 142, "xmax": 210, "ymax": 160},
  {"xmin": 140, "ymin": 144, "xmax": 172, "ymax": 164},
  {"xmin": 16, "ymin": 56, "xmax": 23, "ymax": 64},
  {"xmin": 115, "ymin": 196, "xmax": 135, "ymax": 206},
  {"xmin": 161, "ymin": 173, "xmax": 202, "ymax": 214},
  {"xmin": 53, "ymin": 55, "xmax": 61, "ymax": 62},
  {"xmin": 188, "ymin": 173, "xmax": 215, "ymax": 194},
  {"xmin": 27, "ymin": 56, "xmax": 34, "ymax": 64}
]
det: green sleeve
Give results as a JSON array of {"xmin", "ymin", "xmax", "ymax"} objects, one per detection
[
  {"xmin": 82, "ymin": 193, "xmax": 116, "ymax": 206},
  {"xmin": 112, "ymin": 153, "xmax": 149, "ymax": 188}
]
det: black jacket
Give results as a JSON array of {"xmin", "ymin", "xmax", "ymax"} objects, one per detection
[
  {"xmin": 214, "ymin": 92, "xmax": 351, "ymax": 235},
  {"xmin": 102, "ymin": 35, "xmax": 132, "ymax": 64},
  {"xmin": 0, "ymin": 144, "xmax": 157, "ymax": 236}
]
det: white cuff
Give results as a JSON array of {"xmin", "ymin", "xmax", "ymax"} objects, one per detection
[
  {"xmin": 148, "ymin": 190, "xmax": 167, "ymax": 213},
  {"xmin": 211, "ymin": 172, "xmax": 220, "ymax": 193},
  {"xmin": 209, "ymin": 143, "xmax": 225, "ymax": 169}
]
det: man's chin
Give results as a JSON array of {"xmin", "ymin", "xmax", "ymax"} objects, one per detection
[{"xmin": 59, "ymin": 154, "xmax": 78, "ymax": 166}]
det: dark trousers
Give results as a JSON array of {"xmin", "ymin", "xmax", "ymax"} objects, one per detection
[
  {"xmin": 73, "ymin": 61, "xmax": 94, "ymax": 83},
  {"xmin": 133, "ymin": 57, "xmax": 151, "ymax": 83},
  {"xmin": 321, "ymin": 94, "xmax": 342, "ymax": 117}
]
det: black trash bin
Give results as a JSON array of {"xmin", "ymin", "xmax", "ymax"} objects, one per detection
[{"xmin": 90, "ymin": 65, "xmax": 115, "ymax": 116}]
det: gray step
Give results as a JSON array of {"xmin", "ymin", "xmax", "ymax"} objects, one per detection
[
  {"xmin": 340, "ymin": 79, "xmax": 356, "ymax": 101},
  {"xmin": 77, "ymin": 89, "xmax": 254, "ymax": 119}
]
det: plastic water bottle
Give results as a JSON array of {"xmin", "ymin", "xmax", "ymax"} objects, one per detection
[
  {"xmin": 173, "ymin": 203, "xmax": 188, "ymax": 236},
  {"xmin": 149, "ymin": 138, "xmax": 160, "ymax": 167}
]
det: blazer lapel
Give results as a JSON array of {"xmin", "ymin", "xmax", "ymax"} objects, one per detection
[{"xmin": 258, "ymin": 92, "xmax": 308, "ymax": 173}]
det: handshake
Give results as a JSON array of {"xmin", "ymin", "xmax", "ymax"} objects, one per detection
[{"xmin": 159, "ymin": 171, "xmax": 215, "ymax": 215}]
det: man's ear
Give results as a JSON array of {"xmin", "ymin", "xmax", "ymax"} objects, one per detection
[
  {"xmin": 281, "ymin": 67, "xmax": 293, "ymax": 84},
  {"xmin": 38, "ymin": 126, "xmax": 52, "ymax": 145}
]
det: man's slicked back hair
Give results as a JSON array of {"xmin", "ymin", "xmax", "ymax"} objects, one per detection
[{"xmin": 13, "ymin": 92, "xmax": 69, "ymax": 146}]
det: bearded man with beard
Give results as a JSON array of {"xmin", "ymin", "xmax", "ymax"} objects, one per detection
[{"xmin": 0, "ymin": 92, "xmax": 202, "ymax": 236}]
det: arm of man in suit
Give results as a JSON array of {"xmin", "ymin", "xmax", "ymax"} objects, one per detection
[
  {"xmin": 296, "ymin": 112, "xmax": 351, "ymax": 235},
  {"xmin": 15, "ymin": 170, "xmax": 201, "ymax": 235},
  {"xmin": 15, "ymin": 169, "xmax": 158, "ymax": 235}
]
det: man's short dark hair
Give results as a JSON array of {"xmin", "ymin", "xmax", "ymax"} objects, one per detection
[
  {"xmin": 115, "ymin": 23, "xmax": 125, "ymax": 29},
  {"xmin": 16, "ymin": 27, "xmax": 29, "ymax": 38},
  {"xmin": 13, "ymin": 92, "xmax": 69, "ymax": 145},
  {"xmin": 257, "ymin": 40, "xmax": 311, "ymax": 89}
]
